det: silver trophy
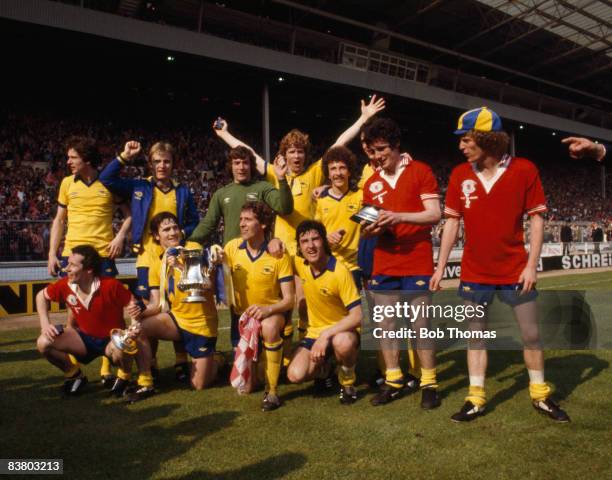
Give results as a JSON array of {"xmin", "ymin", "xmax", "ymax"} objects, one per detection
[
  {"xmin": 350, "ymin": 204, "xmax": 380, "ymax": 225},
  {"xmin": 176, "ymin": 248, "xmax": 215, "ymax": 303},
  {"xmin": 110, "ymin": 323, "xmax": 139, "ymax": 355}
]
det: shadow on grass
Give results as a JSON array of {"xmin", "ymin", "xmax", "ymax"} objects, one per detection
[
  {"xmin": 0, "ymin": 348, "xmax": 41, "ymax": 364},
  {"xmin": 0, "ymin": 338, "xmax": 36, "ymax": 348},
  {"xmin": 171, "ymin": 452, "xmax": 308, "ymax": 480}
]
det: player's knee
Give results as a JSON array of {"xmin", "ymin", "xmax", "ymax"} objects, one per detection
[
  {"xmin": 286, "ymin": 363, "xmax": 304, "ymax": 384},
  {"xmin": 261, "ymin": 318, "xmax": 281, "ymax": 342},
  {"xmin": 332, "ymin": 333, "xmax": 357, "ymax": 356},
  {"xmin": 36, "ymin": 335, "xmax": 51, "ymax": 354}
]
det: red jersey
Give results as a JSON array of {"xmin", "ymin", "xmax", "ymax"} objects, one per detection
[
  {"xmin": 44, "ymin": 277, "xmax": 131, "ymax": 338},
  {"xmin": 363, "ymin": 156, "xmax": 439, "ymax": 276},
  {"xmin": 443, "ymin": 156, "xmax": 547, "ymax": 284}
]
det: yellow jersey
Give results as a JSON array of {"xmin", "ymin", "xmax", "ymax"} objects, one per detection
[
  {"xmin": 294, "ymin": 255, "xmax": 361, "ymax": 340},
  {"xmin": 315, "ymin": 188, "xmax": 362, "ymax": 271},
  {"xmin": 148, "ymin": 241, "xmax": 218, "ymax": 337},
  {"xmin": 358, "ymin": 163, "xmax": 376, "ymax": 190},
  {"xmin": 266, "ymin": 159, "xmax": 324, "ymax": 256},
  {"xmin": 136, "ymin": 186, "xmax": 177, "ymax": 268},
  {"xmin": 224, "ymin": 238, "xmax": 294, "ymax": 315},
  {"xmin": 58, "ymin": 175, "xmax": 116, "ymax": 257}
]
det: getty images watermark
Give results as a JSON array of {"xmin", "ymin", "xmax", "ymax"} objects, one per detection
[{"xmin": 361, "ymin": 289, "xmax": 608, "ymax": 350}]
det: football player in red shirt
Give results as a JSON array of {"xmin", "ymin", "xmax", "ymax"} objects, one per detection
[
  {"xmin": 361, "ymin": 117, "xmax": 442, "ymax": 410},
  {"xmin": 431, "ymin": 107, "xmax": 569, "ymax": 423},
  {"xmin": 36, "ymin": 245, "xmax": 151, "ymax": 397}
]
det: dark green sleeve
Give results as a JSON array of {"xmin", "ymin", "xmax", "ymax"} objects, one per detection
[
  {"xmin": 188, "ymin": 190, "xmax": 222, "ymax": 245},
  {"xmin": 262, "ymin": 179, "xmax": 294, "ymax": 215}
]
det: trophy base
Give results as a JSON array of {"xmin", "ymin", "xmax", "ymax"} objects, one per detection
[
  {"xmin": 110, "ymin": 329, "xmax": 138, "ymax": 355},
  {"xmin": 350, "ymin": 213, "xmax": 375, "ymax": 225},
  {"xmin": 182, "ymin": 295, "xmax": 207, "ymax": 303}
]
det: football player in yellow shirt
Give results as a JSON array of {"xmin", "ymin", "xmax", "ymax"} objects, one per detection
[
  {"xmin": 214, "ymin": 96, "xmax": 385, "ymax": 363},
  {"xmin": 287, "ymin": 221, "xmax": 362, "ymax": 405},
  {"xmin": 314, "ymin": 145, "xmax": 363, "ymax": 288},
  {"xmin": 136, "ymin": 212, "xmax": 222, "ymax": 391},
  {"xmin": 47, "ymin": 136, "xmax": 132, "ymax": 390},
  {"xmin": 223, "ymin": 202, "xmax": 295, "ymax": 411}
]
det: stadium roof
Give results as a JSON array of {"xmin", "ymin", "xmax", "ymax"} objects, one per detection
[{"xmin": 115, "ymin": 0, "xmax": 611, "ymax": 108}]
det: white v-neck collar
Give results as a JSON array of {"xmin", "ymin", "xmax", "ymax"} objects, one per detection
[
  {"xmin": 68, "ymin": 277, "xmax": 101, "ymax": 310},
  {"xmin": 379, "ymin": 153, "xmax": 413, "ymax": 189},
  {"xmin": 473, "ymin": 154, "xmax": 511, "ymax": 194}
]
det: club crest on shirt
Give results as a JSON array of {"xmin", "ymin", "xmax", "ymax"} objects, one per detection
[
  {"xmin": 246, "ymin": 192, "xmax": 259, "ymax": 201},
  {"xmin": 262, "ymin": 265, "xmax": 274, "ymax": 275},
  {"xmin": 319, "ymin": 287, "xmax": 331, "ymax": 296},
  {"xmin": 134, "ymin": 191, "xmax": 143, "ymax": 200},
  {"xmin": 369, "ymin": 181, "xmax": 383, "ymax": 194},
  {"xmin": 347, "ymin": 203, "xmax": 359, "ymax": 212},
  {"xmin": 460, "ymin": 179, "xmax": 478, "ymax": 208},
  {"xmin": 223, "ymin": 197, "xmax": 231, "ymax": 204}
]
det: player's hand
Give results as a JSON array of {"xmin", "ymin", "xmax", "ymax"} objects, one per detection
[
  {"xmin": 212, "ymin": 118, "xmax": 228, "ymax": 134},
  {"xmin": 273, "ymin": 154, "xmax": 288, "ymax": 180},
  {"xmin": 126, "ymin": 322, "xmax": 142, "ymax": 339},
  {"xmin": 327, "ymin": 229, "xmax": 346, "ymax": 246},
  {"xmin": 310, "ymin": 336, "xmax": 329, "ymax": 364},
  {"xmin": 107, "ymin": 235, "xmax": 124, "ymax": 259},
  {"xmin": 47, "ymin": 255, "xmax": 62, "ymax": 277},
  {"xmin": 518, "ymin": 265, "xmax": 537, "ymax": 294},
  {"xmin": 311, "ymin": 185, "xmax": 328, "ymax": 200},
  {"xmin": 360, "ymin": 94, "xmax": 386, "ymax": 120},
  {"xmin": 42, "ymin": 323, "xmax": 60, "ymax": 342},
  {"xmin": 360, "ymin": 220, "xmax": 384, "ymax": 238},
  {"xmin": 245, "ymin": 304, "xmax": 271, "ymax": 321},
  {"xmin": 122, "ymin": 141, "xmax": 142, "ymax": 161},
  {"xmin": 429, "ymin": 270, "xmax": 444, "ymax": 292},
  {"xmin": 267, "ymin": 238, "xmax": 285, "ymax": 259},
  {"xmin": 376, "ymin": 210, "xmax": 401, "ymax": 228},
  {"xmin": 167, "ymin": 254, "xmax": 180, "ymax": 269},
  {"xmin": 126, "ymin": 301, "xmax": 143, "ymax": 320},
  {"xmin": 561, "ymin": 137, "xmax": 604, "ymax": 160}
]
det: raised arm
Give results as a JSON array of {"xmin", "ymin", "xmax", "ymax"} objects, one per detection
[
  {"xmin": 99, "ymin": 141, "xmax": 142, "ymax": 198},
  {"xmin": 332, "ymin": 95, "xmax": 386, "ymax": 147},
  {"xmin": 213, "ymin": 119, "xmax": 267, "ymax": 175}
]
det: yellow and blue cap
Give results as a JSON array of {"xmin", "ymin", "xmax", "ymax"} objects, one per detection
[{"xmin": 454, "ymin": 107, "xmax": 503, "ymax": 135}]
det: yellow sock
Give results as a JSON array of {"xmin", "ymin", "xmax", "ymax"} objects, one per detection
[
  {"xmin": 338, "ymin": 365, "xmax": 356, "ymax": 387},
  {"xmin": 100, "ymin": 356, "xmax": 112, "ymax": 377},
  {"xmin": 68, "ymin": 354, "xmax": 80, "ymax": 367},
  {"xmin": 282, "ymin": 323, "xmax": 294, "ymax": 368},
  {"xmin": 175, "ymin": 351, "xmax": 188, "ymax": 365},
  {"xmin": 137, "ymin": 371, "xmax": 154, "ymax": 388},
  {"xmin": 376, "ymin": 351, "xmax": 386, "ymax": 375},
  {"xmin": 420, "ymin": 368, "xmax": 438, "ymax": 389},
  {"xmin": 407, "ymin": 346, "xmax": 420, "ymax": 377},
  {"xmin": 385, "ymin": 367, "xmax": 404, "ymax": 388},
  {"xmin": 466, "ymin": 385, "xmax": 486, "ymax": 407},
  {"xmin": 529, "ymin": 382, "xmax": 551, "ymax": 402},
  {"xmin": 64, "ymin": 363, "xmax": 80, "ymax": 378},
  {"xmin": 117, "ymin": 368, "xmax": 131, "ymax": 381},
  {"xmin": 263, "ymin": 340, "xmax": 283, "ymax": 395}
]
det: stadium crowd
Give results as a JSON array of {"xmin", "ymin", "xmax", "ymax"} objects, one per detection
[{"xmin": 0, "ymin": 111, "xmax": 610, "ymax": 261}]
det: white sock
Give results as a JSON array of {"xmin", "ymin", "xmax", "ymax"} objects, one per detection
[
  {"xmin": 528, "ymin": 369, "xmax": 545, "ymax": 384},
  {"xmin": 469, "ymin": 375, "xmax": 485, "ymax": 387}
]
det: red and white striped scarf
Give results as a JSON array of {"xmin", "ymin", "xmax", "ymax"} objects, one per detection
[{"xmin": 230, "ymin": 312, "xmax": 262, "ymax": 392}]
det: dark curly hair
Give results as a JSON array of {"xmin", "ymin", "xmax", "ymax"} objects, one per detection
[
  {"xmin": 71, "ymin": 245, "xmax": 102, "ymax": 276},
  {"xmin": 362, "ymin": 117, "xmax": 401, "ymax": 150},
  {"xmin": 226, "ymin": 146, "xmax": 258, "ymax": 181},
  {"xmin": 295, "ymin": 220, "xmax": 331, "ymax": 258},
  {"xmin": 241, "ymin": 201, "xmax": 274, "ymax": 240},
  {"xmin": 322, "ymin": 145, "xmax": 360, "ymax": 192}
]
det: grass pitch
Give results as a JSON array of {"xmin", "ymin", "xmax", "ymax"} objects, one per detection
[{"xmin": 1, "ymin": 272, "xmax": 612, "ymax": 479}]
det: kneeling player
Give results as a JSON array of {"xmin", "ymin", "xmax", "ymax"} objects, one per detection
[
  {"xmin": 223, "ymin": 202, "xmax": 295, "ymax": 411},
  {"xmin": 137, "ymin": 212, "xmax": 222, "ymax": 391},
  {"xmin": 287, "ymin": 221, "xmax": 362, "ymax": 404},
  {"xmin": 36, "ymin": 245, "xmax": 148, "ymax": 396}
]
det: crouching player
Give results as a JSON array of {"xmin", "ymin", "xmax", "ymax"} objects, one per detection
[
  {"xmin": 223, "ymin": 202, "xmax": 295, "ymax": 411},
  {"xmin": 36, "ymin": 245, "xmax": 150, "ymax": 396},
  {"xmin": 136, "ymin": 212, "xmax": 222, "ymax": 391},
  {"xmin": 287, "ymin": 221, "xmax": 362, "ymax": 404}
]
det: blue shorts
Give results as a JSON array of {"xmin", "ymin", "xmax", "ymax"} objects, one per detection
[
  {"xmin": 357, "ymin": 237, "xmax": 377, "ymax": 280},
  {"xmin": 60, "ymin": 257, "xmax": 118, "ymax": 278},
  {"xmin": 74, "ymin": 328, "xmax": 110, "ymax": 364},
  {"xmin": 369, "ymin": 274, "xmax": 431, "ymax": 292},
  {"xmin": 458, "ymin": 281, "xmax": 538, "ymax": 307},
  {"xmin": 169, "ymin": 313, "xmax": 217, "ymax": 358},
  {"xmin": 136, "ymin": 266, "xmax": 151, "ymax": 300}
]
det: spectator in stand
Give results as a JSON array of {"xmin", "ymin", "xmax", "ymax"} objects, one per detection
[{"xmin": 560, "ymin": 222, "xmax": 573, "ymax": 256}]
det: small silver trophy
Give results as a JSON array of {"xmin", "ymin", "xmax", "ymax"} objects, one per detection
[
  {"xmin": 176, "ymin": 248, "xmax": 215, "ymax": 303},
  {"xmin": 350, "ymin": 204, "xmax": 380, "ymax": 225},
  {"xmin": 110, "ymin": 324, "xmax": 139, "ymax": 355}
]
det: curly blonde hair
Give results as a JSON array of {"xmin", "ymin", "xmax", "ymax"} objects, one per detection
[{"xmin": 279, "ymin": 129, "xmax": 311, "ymax": 157}]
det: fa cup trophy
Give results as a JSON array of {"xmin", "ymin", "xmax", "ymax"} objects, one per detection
[
  {"xmin": 175, "ymin": 247, "xmax": 219, "ymax": 303},
  {"xmin": 110, "ymin": 323, "xmax": 140, "ymax": 355},
  {"xmin": 350, "ymin": 204, "xmax": 380, "ymax": 225}
]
